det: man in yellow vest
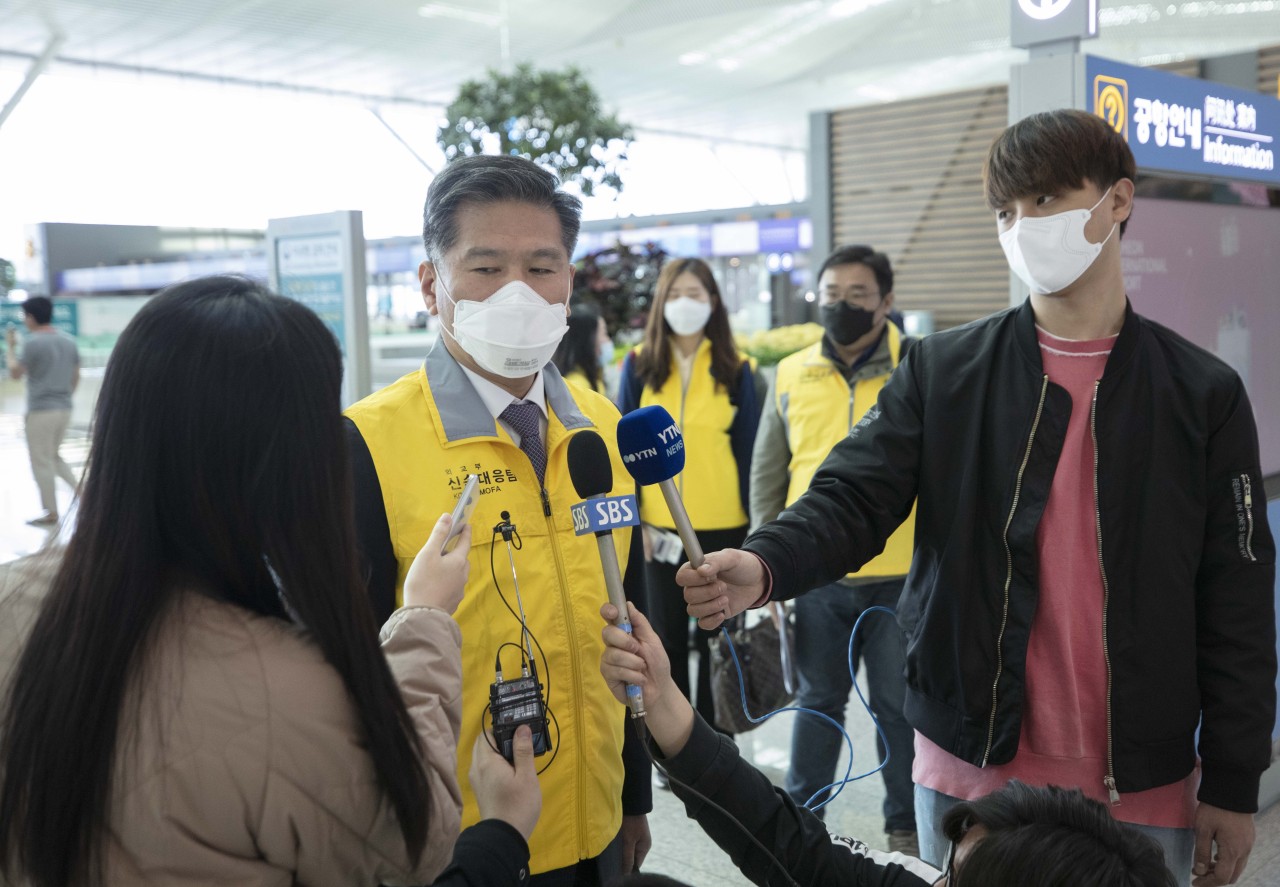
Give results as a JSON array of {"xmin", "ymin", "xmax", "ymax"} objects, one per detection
[
  {"xmin": 749, "ymin": 245, "xmax": 918, "ymax": 855},
  {"xmin": 344, "ymin": 155, "xmax": 651, "ymax": 885}
]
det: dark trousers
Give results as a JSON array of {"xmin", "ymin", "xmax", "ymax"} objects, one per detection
[
  {"xmin": 528, "ymin": 830, "xmax": 622, "ymax": 887},
  {"xmin": 783, "ymin": 577, "xmax": 916, "ymax": 833},
  {"xmin": 641, "ymin": 525, "xmax": 748, "ymax": 733}
]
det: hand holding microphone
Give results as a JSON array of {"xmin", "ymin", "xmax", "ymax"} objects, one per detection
[
  {"xmin": 675, "ymin": 551, "xmax": 767, "ymax": 631},
  {"xmin": 598, "ymin": 601, "xmax": 697, "ymax": 757},
  {"xmin": 616, "ymin": 406, "xmax": 766, "ymax": 630}
]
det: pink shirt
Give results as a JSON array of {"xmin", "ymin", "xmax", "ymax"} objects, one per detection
[{"xmin": 913, "ymin": 327, "xmax": 1198, "ymax": 828}]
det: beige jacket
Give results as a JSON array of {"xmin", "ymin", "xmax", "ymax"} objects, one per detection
[{"xmin": 0, "ymin": 560, "xmax": 464, "ymax": 887}]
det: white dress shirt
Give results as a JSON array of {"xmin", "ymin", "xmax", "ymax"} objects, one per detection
[{"xmin": 459, "ymin": 364, "xmax": 549, "ymax": 445}]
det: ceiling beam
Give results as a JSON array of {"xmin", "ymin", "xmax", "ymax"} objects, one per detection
[{"xmin": 0, "ymin": 49, "xmax": 447, "ymax": 109}]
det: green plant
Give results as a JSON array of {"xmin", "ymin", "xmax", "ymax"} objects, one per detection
[
  {"xmin": 438, "ymin": 64, "xmax": 632, "ymax": 196},
  {"xmin": 737, "ymin": 323, "xmax": 825, "ymax": 367},
  {"xmin": 572, "ymin": 241, "xmax": 668, "ymax": 337}
]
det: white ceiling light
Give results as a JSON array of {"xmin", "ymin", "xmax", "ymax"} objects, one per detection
[
  {"xmin": 829, "ymin": 0, "xmax": 894, "ymax": 18},
  {"xmin": 417, "ymin": 3, "xmax": 502, "ymax": 27},
  {"xmin": 679, "ymin": 51, "xmax": 709, "ymax": 66},
  {"xmin": 717, "ymin": 58, "xmax": 741, "ymax": 71}
]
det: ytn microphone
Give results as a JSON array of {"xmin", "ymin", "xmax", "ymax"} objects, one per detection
[
  {"xmin": 566, "ymin": 430, "xmax": 645, "ymax": 719},
  {"xmin": 615, "ymin": 405, "xmax": 704, "ymax": 569}
]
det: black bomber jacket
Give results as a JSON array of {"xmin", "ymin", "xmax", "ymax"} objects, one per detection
[{"xmin": 745, "ymin": 299, "xmax": 1276, "ymax": 813}]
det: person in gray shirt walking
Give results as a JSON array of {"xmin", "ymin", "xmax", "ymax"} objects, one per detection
[{"xmin": 6, "ymin": 296, "xmax": 80, "ymax": 526}]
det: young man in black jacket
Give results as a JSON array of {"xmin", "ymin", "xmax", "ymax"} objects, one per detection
[{"xmin": 678, "ymin": 109, "xmax": 1275, "ymax": 887}]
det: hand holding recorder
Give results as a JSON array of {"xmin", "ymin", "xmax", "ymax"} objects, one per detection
[{"xmin": 469, "ymin": 726, "xmax": 542, "ymax": 841}]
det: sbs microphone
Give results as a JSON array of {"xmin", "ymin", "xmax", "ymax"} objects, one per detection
[
  {"xmin": 615, "ymin": 405, "xmax": 704, "ymax": 569},
  {"xmin": 566, "ymin": 431, "xmax": 645, "ymax": 719}
]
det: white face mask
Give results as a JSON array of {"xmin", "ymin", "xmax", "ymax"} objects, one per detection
[
  {"xmin": 999, "ymin": 187, "xmax": 1118, "ymax": 295},
  {"xmin": 598, "ymin": 338, "xmax": 614, "ymax": 369},
  {"xmin": 663, "ymin": 296, "xmax": 713, "ymax": 336},
  {"xmin": 437, "ymin": 274, "xmax": 569, "ymax": 379}
]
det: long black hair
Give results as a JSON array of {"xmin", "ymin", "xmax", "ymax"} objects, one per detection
[
  {"xmin": 553, "ymin": 308, "xmax": 604, "ymax": 392},
  {"xmin": 0, "ymin": 276, "xmax": 434, "ymax": 886},
  {"xmin": 634, "ymin": 257, "xmax": 741, "ymax": 396}
]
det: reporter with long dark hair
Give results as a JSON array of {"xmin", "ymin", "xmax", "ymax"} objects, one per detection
[{"xmin": 0, "ymin": 276, "xmax": 472, "ymax": 887}]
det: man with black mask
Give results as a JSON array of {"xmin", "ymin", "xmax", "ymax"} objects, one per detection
[{"xmin": 749, "ymin": 245, "xmax": 918, "ymax": 855}]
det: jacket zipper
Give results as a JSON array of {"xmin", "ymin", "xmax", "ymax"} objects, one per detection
[
  {"xmin": 1091, "ymin": 382, "xmax": 1121, "ymax": 806},
  {"xmin": 540, "ymin": 483, "xmax": 590, "ymax": 850},
  {"xmin": 677, "ymin": 351, "xmax": 693, "ymax": 501},
  {"xmin": 1242, "ymin": 474, "xmax": 1257, "ymax": 562},
  {"xmin": 512, "ymin": 422, "xmax": 589, "ymax": 852},
  {"xmin": 983, "ymin": 375, "xmax": 1048, "ymax": 767}
]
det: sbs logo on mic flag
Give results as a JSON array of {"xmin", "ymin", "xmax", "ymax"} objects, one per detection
[{"xmin": 571, "ymin": 495, "xmax": 640, "ymax": 535}]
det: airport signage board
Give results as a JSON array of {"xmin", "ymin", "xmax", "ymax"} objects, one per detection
[
  {"xmin": 1, "ymin": 300, "xmax": 78, "ymax": 337},
  {"xmin": 1087, "ymin": 55, "xmax": 1280, "ymax": 187},
  {"xmin": 1011, "ymin": 0, "xmax": 1097, "ymax": 49},
  {"xmin": 267, "ymin": 211, "xmax": 370, "ymax": 407}
]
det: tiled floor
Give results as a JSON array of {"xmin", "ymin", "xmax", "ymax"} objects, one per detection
[{"xmin": 1, "ymin": 372, "xmax": 1276, "ymax": 886}]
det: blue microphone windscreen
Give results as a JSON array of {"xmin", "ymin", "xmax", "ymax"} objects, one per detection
[
  {"xmin": 567, "ymin": 430, "xmax": 613, "ymax": 498},
  {"xmin": 616, "ymin": 405, "xmax": 685, "ymax": 485}
]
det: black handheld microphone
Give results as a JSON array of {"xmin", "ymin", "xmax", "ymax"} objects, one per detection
[{"xmin": 567, "ymin": 431, "xmax": 645, "ymax": 719}]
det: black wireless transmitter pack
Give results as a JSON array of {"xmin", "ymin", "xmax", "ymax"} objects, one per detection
[{"xmin": 489, "ymin": 660, "xmax": 550, "ymax": 762}]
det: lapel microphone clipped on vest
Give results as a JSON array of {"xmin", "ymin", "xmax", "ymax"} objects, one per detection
[{"xmin": 567, "ymin": 431, "xmax": 646, "ymax": 720}]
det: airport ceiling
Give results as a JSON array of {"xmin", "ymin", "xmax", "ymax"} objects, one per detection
[{"xmin": 3, "ymin": 0, "xmax": 1280, "ymax": 149}]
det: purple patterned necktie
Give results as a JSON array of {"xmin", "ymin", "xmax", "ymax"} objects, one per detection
[{"xmin": 500, "ymin": 401, "xmax": 546, "ymax": 485}]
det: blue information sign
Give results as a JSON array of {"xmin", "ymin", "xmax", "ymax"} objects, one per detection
[
  {"xmin": 275, "ymin": 233, "xmax": 346, "ymax": 351},
  {"xmin": 1087, "ymin": 55, "xmax": 1280, "ymax": 187}
]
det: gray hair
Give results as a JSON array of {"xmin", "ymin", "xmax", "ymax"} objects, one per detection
[{"xmin": 422, "ymin": 155, "xmax": 583, "ymax": 262}]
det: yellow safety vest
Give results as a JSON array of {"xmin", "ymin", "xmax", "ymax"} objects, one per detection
[
  {"xmin": 772, "ymin": 328, "xmax": 916, "ymax": 578},
  {"xmin": 562, "ymin": 367, "xmax": 608, "ymax": 395},
  {"xmin": 345, "ymin": 342, "xmax": 634, "ymax": 874},
  {"xmin": 635, "ymin": 339, "xmax": 750, "ymax": 531}
]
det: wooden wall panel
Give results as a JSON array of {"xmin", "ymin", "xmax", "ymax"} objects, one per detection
[
  {"xmin": 829, "ymin": 85, "xmax": 1010, "ymax": 330},
  {"xmin": 1259, "ymin": 45, "xmax": 1280, "ymax": 97}
]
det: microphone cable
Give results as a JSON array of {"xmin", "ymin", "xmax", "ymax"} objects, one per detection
[
  {"xmin": 628, "ymin": 716, "xmax": 802, "ymax": 887},
  {"xmin": 718, "ymin": 605, "xmax": 896, "ymax": 812},
  {"xmin": 486, "ymin": 516, "xmax": 561, "ymax": 774},
  {"xmin": 481, "ymin": 642, "xmax": 562, "ymax": 775},
  {"xmin": 621, "ymin": 606, "xmax": 900, "ymax": 887}
]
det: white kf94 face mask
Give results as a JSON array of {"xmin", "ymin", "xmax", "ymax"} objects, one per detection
[
  {"xmin": 663, "ymin": 296, "xmax": 713, "ymax": 336},
  {"xmin": 437, "ymin": 275, "xmax": 569, "ymax": 378},
  {"xmin": 999, "ymin": 186, "xmax": 1117, "ymax": 295}
]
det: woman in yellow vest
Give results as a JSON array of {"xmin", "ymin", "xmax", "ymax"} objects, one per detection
[
  {"xmin": 618, "ymin": 257, "xmax": 762, "ymax": 748},
  {"xmin": 553, "ymin": 308, "xmax": 612, "ymax": 395}
]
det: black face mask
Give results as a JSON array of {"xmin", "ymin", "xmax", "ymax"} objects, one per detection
[{"xmin": 821, "ymin": 300, "xmax": 878, "ymax": 346}]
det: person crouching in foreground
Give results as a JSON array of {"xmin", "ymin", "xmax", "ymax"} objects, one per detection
[{"xmin": 599, "ymin": 601, "xmax": 1177, "ymax": 887}]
